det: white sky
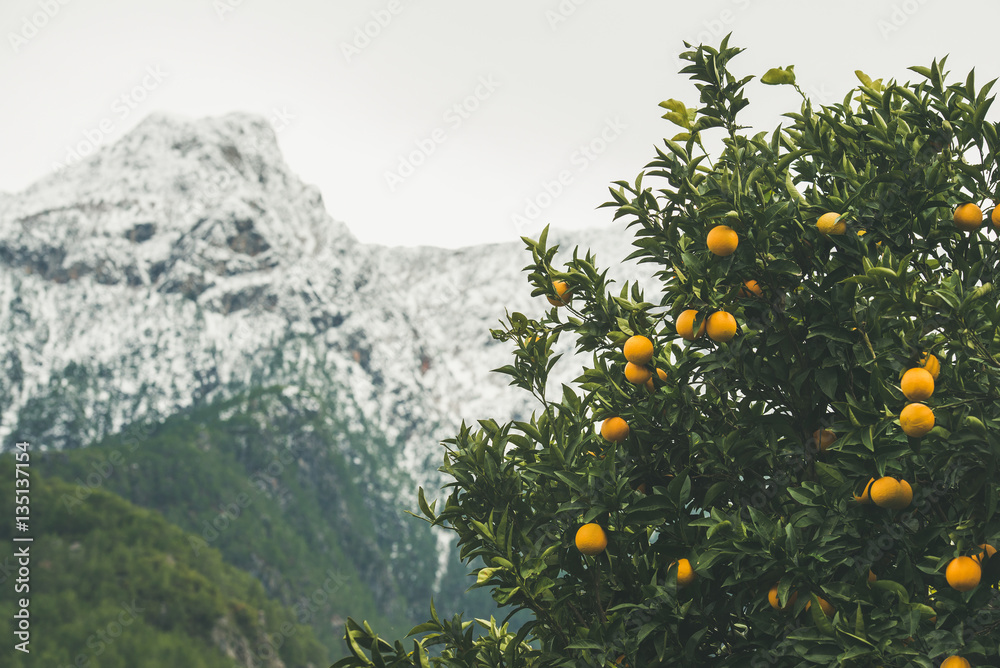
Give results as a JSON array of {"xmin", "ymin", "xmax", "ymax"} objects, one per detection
[{"xmin": 1, "ymin": 0, "xmax": 997, "ymax": 248}]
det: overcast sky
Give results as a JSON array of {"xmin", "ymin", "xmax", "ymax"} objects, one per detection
[{"xmin": 2, "ymin": 0, "xmax": 998, "ymax": 248}]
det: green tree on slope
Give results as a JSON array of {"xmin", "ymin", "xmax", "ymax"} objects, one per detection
[{"xmin": 334, "ymin": 38, "xmax": 1000, "ymax": 667}]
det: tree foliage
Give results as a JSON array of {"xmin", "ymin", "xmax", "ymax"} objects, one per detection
[{"xmin": 334, "ymin": 37, "xmax": 1000, "ymax": 667}]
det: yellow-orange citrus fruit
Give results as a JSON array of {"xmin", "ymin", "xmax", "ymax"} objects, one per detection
[
  {"xmin": 623, "ymin": 335, "xmax": 654, "ymax": 365},
  {"xmin": 768, "ymin": 583, "xmax": 798, "ymax": 610},
  {"xmin": 645, "ymin": 367, "xmax": 668, "ymax": 392},
  {"xmin": 817, "ymin": 212, "xmax": 846, "ymax": 235},
  {"xmin": 707, "ymin": 311, "xmax": 737, "ymax": 343},
  {"xmin": 624, "ymin": 362, "xmax": 652, "ymax": 385},
  {"xmin": 945, "ymin": 556, "xmax": 981, "ymax": 592},
  {"xmin": 954, "ymin": 203, "xmax": 983, "ymax": 231},
  {"xmin": 868, "ymin": 570, "xmax": 877, "ymax": 584},
  {"xmin": 854, "ymin": 478, "xmax": 876, "ymax": 504},
  {"xmin": 805, "ymin": 596, "xmax": 834, "ymax": 617},
  {"xmin": 993, "ymin": 207, "xmax": 1000, "ymax": 227},
  {"xmin": 676, "ymin": 309, "xmax": 706, "ymax": 340},
  {"xmin": 741, "ymin": 280, "xmax": 763, "ymax": 298},
  {"xmin": 615, "ymin": 655, "xmax": 630, "ymax": 667},
  {"xmin": 707, "ymin": 225, "xmax": 739, "ymax": 256},
  {"xmin": 975, "ymin": 543, "xmax": 997, "ymax": 563},
  {"xmin": 813, "ymin": 429, "xmax": 835, "ymax": 452},
  {"xmin": 676, "ymin": 558, "xmax": 696, "ymax": 587},
  {"xmin": 900, "ymin": 403, "xmax": 935, "ymax": 437},
  {"xmin": 919, "ymin": 352, "xmax": 941, "ymax": 380},
  {"xmin": 575, "ymin": 523, "xmax": 608, "ymax": 556},
  {"xmin": 899, "ymin": 479, "xmax": 913, "ymax": 507},
  {"xmin": 940, "ymin": 657, "xmax": 971, "ymax": 668},
  {"xmin": 871, "ymin": 477, "xmax": 911, "ymax": 510},
  {"xmin": 901, "ymin": 367, "xmax": 935, "ymax": 401},
  {"xmin": 600, "ymin": 417, "xmax": 629, "ymax": 442},
  {"xmin": 547, "ymin": 280, "xmax": 572, "ymax": 306}
]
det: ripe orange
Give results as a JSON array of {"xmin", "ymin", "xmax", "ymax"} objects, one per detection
[
  {"xmin": 768, "ymin": 583, "xmax": 798, "ymax": 610},
  {"xmin": 676, "ymin": 309, "xmax": 706, "ymax": 340},
  {"xmin": 854, "ymin": 478, "xmax": 875, "ymax": 504},
  {"xmin": 805, "ymin": 596, "xmax": 834, "ymax": 617},
  {"xmin": 623, "ymin": 335, "xmax": 654, "ymax": 365},
  {"xmin": 868, "ymin": 570, "xmax": 877, "ymax": 584},
  {"xmin": 707, "ymin": 311, "xmax": 737, "ymax": 343},
  {"xmin": 741, "ymin": 280, "xmax": 763, "ymax": 298},
  {"xmin": 870, "ymin": 477, "xmax": 911, "ymax": 510},
  {"xmin": 812, "ymin": 429, "xmax": 835, "ymax": 452},
  {"xmin": 547, "ymin": 280, "xmax": 572, "ymax": 306},
  {"xmin": 624, "ymin": 362, "xmax": 652, "ymax": 385},
  {"xmin": 899, "ymin": 479, "xmax": 913, "ymax": 507},
  {"xmin": 919, "ymin": 352, "xmax": 941, "ymax": 380},
  {"xmin": 901, "ymin": 367, "xmax": 935, "ymax": 401},
  {"xmin": 993, "ymin": 207, "xmax": 1000, "ymax": 227},
  {"xmin": 900, "ymin": 403, "xmax": 935, "ymax": 437},
  {"xmin": 817, "ymin": 212, "xmax": 846, "ymax": 235},
  {"xmin": 645, "ymin": 367, "xmax": 668, "ymax": 392},
  {"xmin": 675, "ymin": 558, "xmax": 696, "ymax": 587},
  {"xmin": 575, "ymin": 523, "xmax": 608, "ymax": 556},
  {"xmin": 600, "ymin": 417, "xmax": 629, "ymax": 442},
  {"xmin": 953, "ymin": 203, "xmax": 983, "ymax": 231},
  {"xmin": 974, "ymin": 543, "xmax": 997, "ymax": 563},
  {"xmin": 941, "ymin": 657, "xmax": 971, "ymax": 668},
  {"xmin": 707, "ymin": 225, "xmax": 739, "ymax": 256},
  {"xmin": 945, "ymin": 556, "xmax": 981, "ymax": 592}
]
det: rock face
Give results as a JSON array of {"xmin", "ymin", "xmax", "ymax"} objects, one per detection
[{"xmin": 0, "ymin": 111, "xmax": 656, "ymax": 507}]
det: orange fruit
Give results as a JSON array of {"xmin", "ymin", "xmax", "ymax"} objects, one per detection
[
  {"xmin": 900, "ymin": 403, "xmax": 935, "ymax": 437},
  {"xmin": 854, "ymin": 478, "xmax": 875, "ymax": 504},
  {"xmin": 901, "ymin": 367, "xmax": 935, "ymax": 401},
  {"xmin": 624, "ymin": 362, "xmax": 652, "ymax": 385},
  {"xmin": 675, "ymin": 558, "xmax": 696, "ymax": 587},
  {"xmin": 953, "ymin": 203, "xmax": 983, "ymax": 231},
  {"xmin": 574, "ymin": 523, "xmax": 608, "ymax": 555},
  {"xmin": 974, "ymin": 543, "xmax": 997, "ymax": 563},
  {"xmin": 805, "ymin": 596, "xmax": 834, "ymax": 617},
  {"xmin": 623, "ymin": 335, "xmax": 654, "ymax": 365},
  {"xmin": 741, "ymin": 280, "xmax": 763, "ymax": 298},
  {"xmin": 547, "ymin": 280, "xmax": 572, "ymax": 306},
  {"xmin": 817, "ymin": 212, "xmax": 846, "ymax": 235},
  {"xmin": 868, "ymin": 570, "xmax": 877, "ymax": 584},
  {"xmin": 600, "ymin": 417, "xmax": 629, "ymax": 442},
  {"xmin": 899, "ymin": 479, "xmax": 913, "ymax": 507},
  {"xmin": 919, "ymin": 352, "xmax": 941, "ymax": 380},
  {"xmin": 645, "ymin": 367, "xmax": 668, "ymax": 392},
  {"xmin": 706, "ymin": 311, "xmax": 737, "ymax": 343},
  {"xmin": 870, "ymin": 477, "xmax": 911, "ymax": 510},
  {"xmin": 676, "ymin": 309, "xmax": 706, "ymax": 340},
  {"xmin": 941, "ymin": 657, "xmax": 971, "ymax": 668},
  {"xmin": 768, "ymin": 583, "xmax": 798, "ymax": 610},
  {"xmin": 813, "ymin": 429, "xmax": 835, "ymax": 452},
  {"xmin": 707, "ymin": 225, "xmax": 739, "ymax": 256},
  {"xmin": 945, "ymin": 556, "xmax": 981, "ymax": 592},
  {"xmin": 992, "ymin": 207, "xmax": 1000, "ymax": 227},
  {"xmin": 634, "ymin": 482, "xmax": 648, "ymax": 495}
]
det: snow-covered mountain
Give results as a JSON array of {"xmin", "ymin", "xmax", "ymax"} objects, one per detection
[{"xmin": 0, "ymin": 112, "xmax": 656, "ymax": 503}]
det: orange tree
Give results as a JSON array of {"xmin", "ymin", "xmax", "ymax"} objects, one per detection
[{"xmin": 333, "ymin": 38, "xmax": 1000, "ymax": 667}]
